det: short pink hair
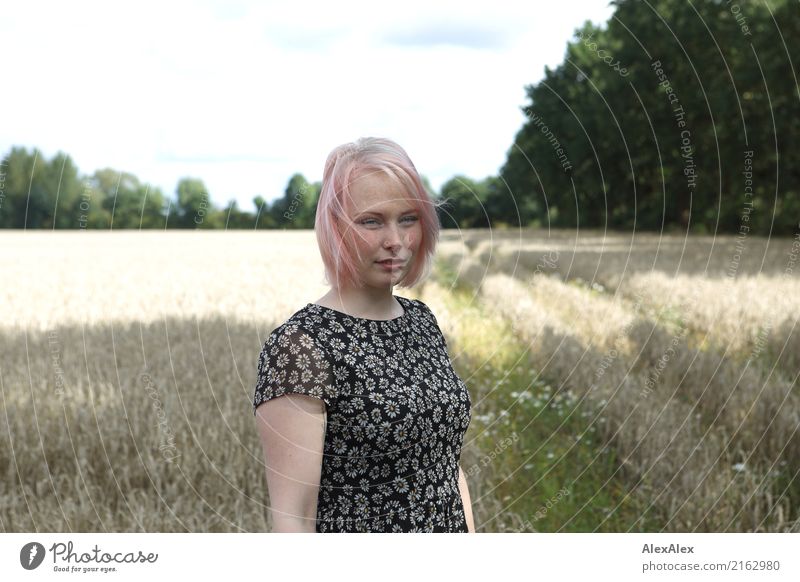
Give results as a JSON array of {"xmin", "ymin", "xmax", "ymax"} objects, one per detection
[{"xmin": 315, "ymin": 137, "xmax": 441, "ymax": 290}]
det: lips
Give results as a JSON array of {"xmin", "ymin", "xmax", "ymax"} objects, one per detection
[{"xmin": 376, "ymin": 259, "xmax": 405, "ymax": 267}]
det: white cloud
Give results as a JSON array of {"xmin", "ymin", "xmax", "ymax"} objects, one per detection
[{"xmin": 0, "ymin": 0, "xmax": 614, "ymax": 212}]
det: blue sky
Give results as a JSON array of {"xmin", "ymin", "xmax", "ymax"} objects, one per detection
[{"xmin": 1, "ymin": 0, "xmax": 615, "ymax": 211}]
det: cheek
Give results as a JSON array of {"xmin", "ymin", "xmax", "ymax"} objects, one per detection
[
  {"xmin": 406, "ymin": 225, "xmax": 422, "ymax": 249},
  {"xmin": 350, "ymin": 231, "xmax": 381, "ymax": 258}
]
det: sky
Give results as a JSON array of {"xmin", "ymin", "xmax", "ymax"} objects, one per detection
[{"xmin": 1, "ymin": 0, "xmax": 615, "ymax": 211}]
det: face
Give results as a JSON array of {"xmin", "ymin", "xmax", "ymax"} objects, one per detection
[{"xmin": 342, "ymin": 170, "xmax": 422, "ymax": 290}]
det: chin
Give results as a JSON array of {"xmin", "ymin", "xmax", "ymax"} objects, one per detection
[{"xmin": 371, "ymin": 270, "xmax": 406, "ymax": 287}]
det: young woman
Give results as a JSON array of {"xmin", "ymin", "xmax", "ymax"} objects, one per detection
[{"xmin": 252, "ymin": 137, "xmax": 474, "ymax": 533}]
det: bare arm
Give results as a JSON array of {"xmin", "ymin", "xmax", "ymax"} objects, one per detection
[
  {"xmin": 255, "ymin": 394, "xmax": 327, "ymax": 533},
  {"xmin": 458, "ymin": 465, "xmax": 475, "ymax": 533}
]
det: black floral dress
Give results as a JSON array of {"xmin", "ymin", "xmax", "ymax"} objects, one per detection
[{"xmin": 252, "ymin": 295, "xmax": 472, "ymax": 533}]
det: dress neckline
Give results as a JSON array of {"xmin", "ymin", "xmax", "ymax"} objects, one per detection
[{"xmin": 306, "ymin": 295, "xmax": 409, "ymax": 322}]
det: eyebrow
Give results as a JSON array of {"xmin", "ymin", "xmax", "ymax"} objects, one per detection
[{"xmin": 356, "ymin": 210, "xmax": 417, "ymax": 218}]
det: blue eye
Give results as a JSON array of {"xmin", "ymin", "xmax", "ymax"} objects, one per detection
[{"xmin": 359, "ymin": 215, "xmax": 417, "ymax": 226}]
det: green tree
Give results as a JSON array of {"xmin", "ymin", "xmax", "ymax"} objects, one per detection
[
  {"xmin": 499, "ymin": 0, "xmax": 799, "ymax": 235},
  {"xmin": 45, "ymin": 152, "xmax": 84, "ymax": 228},
  {"xmin": 218, "ymin": 199, "xmax": 255, "ymax": 229},
  {"xmin": 439, "ymin": 176, "xmax": 492, "ymax": 228},
  {"xmin": 253, "ymin": 195, "xmax": 276, "ymax": 229},
  {"xmin": 136, "ymin": 184, "xmax": 168, "ymax": 229},
  {"xmin": 93, "ymin": 168, "xmax": 167, "ymax": 229},
  {"xmin": 173, "ymin": 177, "xmax": 212, "ymax": 229},
  {"xmin": 268, "ymin": 173, "xmax": 318, "ymax": 228},
  {"xmin": 0, "ymin": 147, "xmax": 89, "ymax": 228},
  {"xmin": 1, "ymin": 147, "xmax": 40, "ymax": 228},
  {"xmin": 0, "ymin": 147, "xmax": 84, "ymax": 228}
]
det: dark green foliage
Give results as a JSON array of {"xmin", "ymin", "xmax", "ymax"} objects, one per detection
[
  {"xmin": 0, "ymin": 147, "xmax": 320, "ymax": 229},
  {"xmin": 500, "ymin": 0, "xmax": 799, "ymax": 234}
]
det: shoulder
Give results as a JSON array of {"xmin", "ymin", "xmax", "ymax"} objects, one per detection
[
  {"xmin": 253, "ymin": 315, "xmax": 338, "ymax": 414},
  {"xmin": 261, "ymin": 318, "xmax": 326, "ymax": 356},
  {"xmin": 407, "ymin": 297, "xmax": 438, "ymax": 323}
]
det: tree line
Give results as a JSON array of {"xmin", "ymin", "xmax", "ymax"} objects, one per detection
[
  {"xmin": 1, "ymin": 0, "xmax": 797, "ymax": 233},
  {"xmin": 0, "ymin": 147, "xmax": 327, "ymax": 229},
  {"xmin": 0, "ymin": 146, "xmax": 442, "ymax": 230},
  {"xmin": 499, "ymin": 0, "xmax": 799, "ymax": 235}
]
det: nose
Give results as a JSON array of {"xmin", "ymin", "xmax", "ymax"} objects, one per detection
[{"xmin": 383, "ymin": 223, "xmax": 402, "ymax": 250}]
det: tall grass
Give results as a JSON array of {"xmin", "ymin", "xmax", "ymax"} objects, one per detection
[
  {"xmin": 437, "ymin": 233, "xmax": 799, "ymax": 532},
  {"xmin": 424, "ymin": 265, "xmax": 662, "ymax": 532},
  {"xmin": 2, "ymin": 230, "xmax": 796, "ymax": 532},
  {"xmin": 1, "ymin": 317, "xmax": 269, "ymax": 531}
]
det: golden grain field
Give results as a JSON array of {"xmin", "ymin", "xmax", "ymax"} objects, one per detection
[{"xmin": 1, "ymin": 230, "xmax": 798, "ymax": 532}]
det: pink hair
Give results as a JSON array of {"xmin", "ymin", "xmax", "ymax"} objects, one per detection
[{"xmin": 315, "ymin": 137, "xmax": 441, "ymax": 290}]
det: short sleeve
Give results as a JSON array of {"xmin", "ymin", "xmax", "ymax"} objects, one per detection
[{"xmin": 252, "ymin": 322, "xmax": 338, "ymax": 415}]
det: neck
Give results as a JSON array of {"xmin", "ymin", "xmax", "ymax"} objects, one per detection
[{"xmin": 319, "ymin": 286, "xmax": 401, "ymax": 319}]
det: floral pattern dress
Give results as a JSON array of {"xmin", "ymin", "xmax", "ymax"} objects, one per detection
[{"xmin": 252, "ymin": 295, "xmax": 472, "ymax": 532}]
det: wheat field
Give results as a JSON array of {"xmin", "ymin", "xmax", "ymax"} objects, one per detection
[{"xmin": 1, "ymin": 230, "xmax": 798, "ymax": 532}]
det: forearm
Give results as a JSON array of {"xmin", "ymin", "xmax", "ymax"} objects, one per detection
[
  {"xmin": 270, "ymin": 512, "xmax": 317, "ymax": 533},
  {"xmin": 457, "ymin": 465, "xmax": 475, "ymax": 533}
]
